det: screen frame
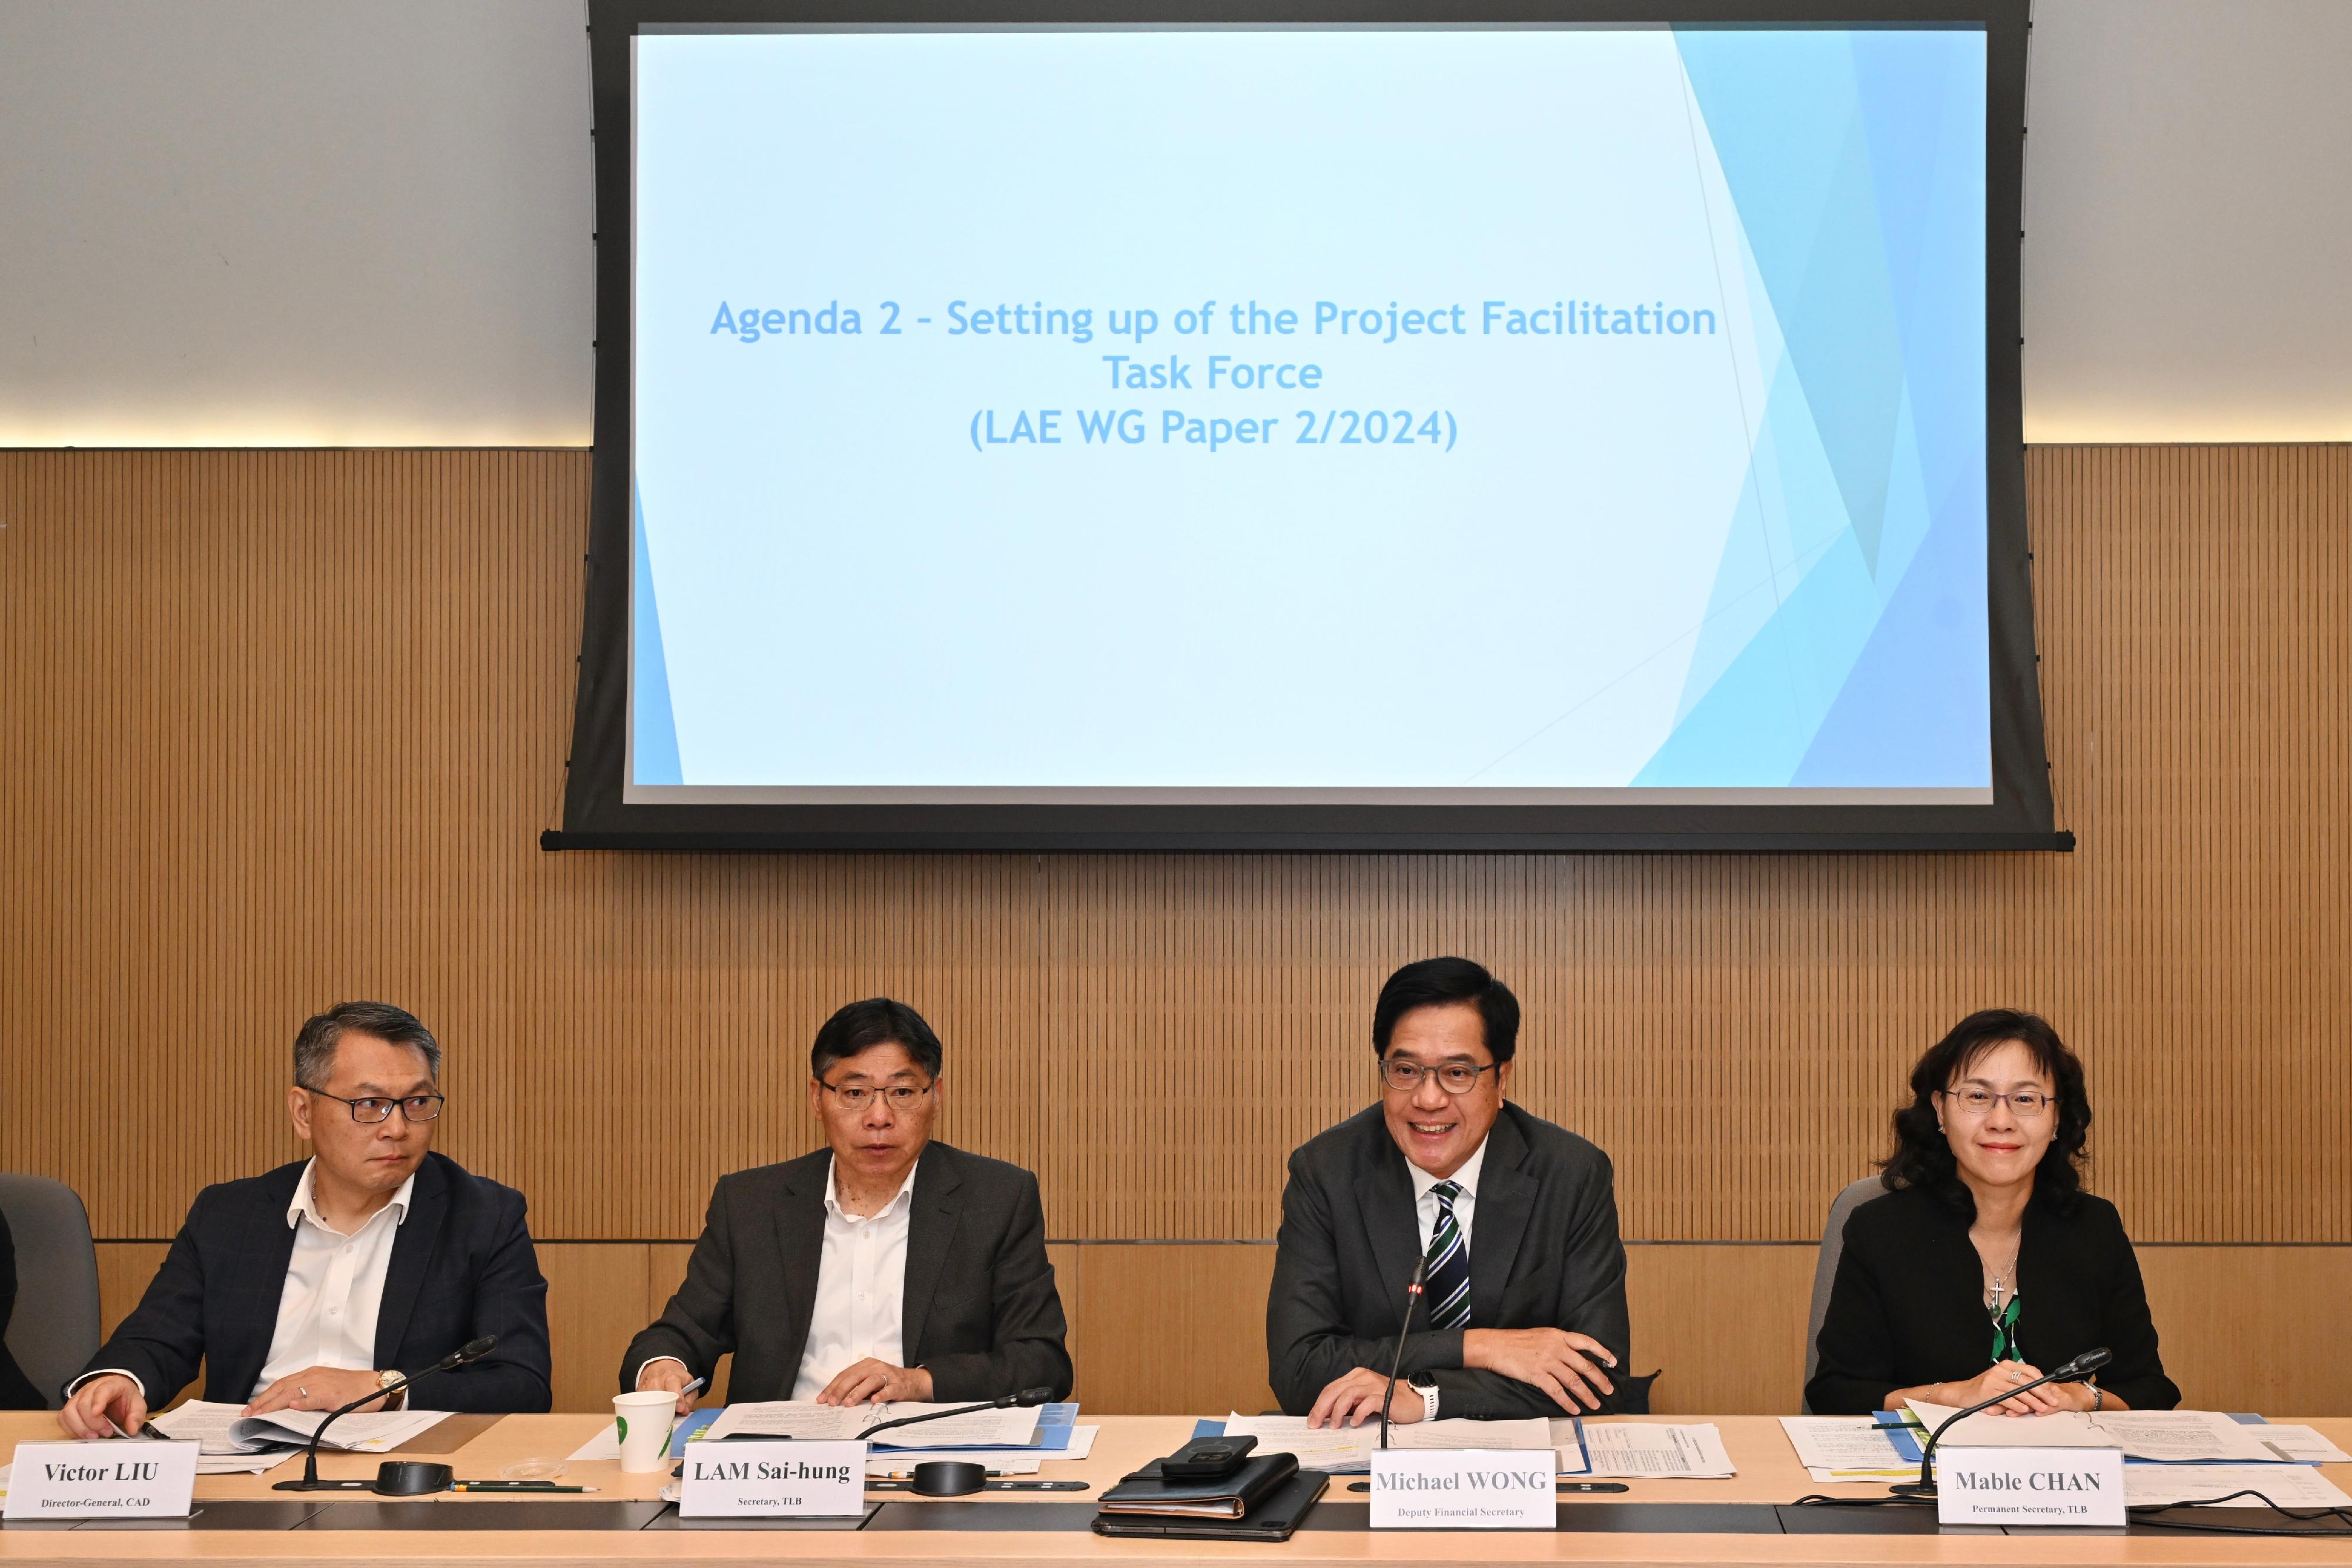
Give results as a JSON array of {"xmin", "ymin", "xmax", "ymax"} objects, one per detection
[{"xmin": 553, "ymin": 0, "xmax": 2065, "ymax": 853}]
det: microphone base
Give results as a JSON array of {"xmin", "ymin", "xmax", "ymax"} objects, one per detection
[{"xmin": 1888, "ymin": 1482, "xmax": 1937, "ymax": 1499}]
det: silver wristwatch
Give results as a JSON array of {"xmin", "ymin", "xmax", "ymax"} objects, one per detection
[
  {"xmin": 1408, "ymin": 1379, "xmax": 1441, "ymax": 1423},
  {"xmin": 376, "ymin": 1368, "xmax": 406, "ymax": 1408}
]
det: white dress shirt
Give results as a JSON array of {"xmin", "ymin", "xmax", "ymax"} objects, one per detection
[
  {"xmin": 72, "ymin": 1158, "xmax": 413, "ymax": 1402},
  {"xmin": 251, "ymin": 1160, "xmax": 415, "ymax": 1396},
  {"xmin": 789, "ymin": 1157, "xmax": 921, "ymax": 1400},
  {"xmin": 1408, "ymin": 1135, "xmax": 1488, "ymax": 1255}
]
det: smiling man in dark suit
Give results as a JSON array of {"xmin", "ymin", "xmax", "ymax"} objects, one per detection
[
  {"xmin": 1268, "ymin": 957, "xmax": 1631, "ymax": 1426},
  {"xmin": 623, "ymin": 998, "xmax": 1071, "ymax": 1410},
  {"xmin": 58, "ymin": 1002, "xmax": 552, "ymax": 1435}
]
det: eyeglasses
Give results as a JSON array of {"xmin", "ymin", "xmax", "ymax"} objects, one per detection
[
  {"xmin": 303, "ymin": 1088, "xmax": 445, "ymax": 1123},
  {"xmin": 819, "ymin": 1079, "xmax": 935, "ymax": 1111},
  {"xmin": 1380, "ymin": 1058, "xmax": 1499, "ymax": 1095},
  {"xmin": 1938, "ymin": 1087, "xmax": 2056, "ymax": 1118}
]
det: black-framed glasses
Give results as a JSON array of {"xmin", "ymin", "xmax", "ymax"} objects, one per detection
[
  {"xmin": 1379, "ymin": 1058, "xmax": 1499, "ymax": 1095},
  {"xmin": 302, "ymin": 1088, "xmax": 445, "ymax": 1123},
  {"xmin": 818, "ymin": 1079, "xmax": 935, "ymax": 1111}
]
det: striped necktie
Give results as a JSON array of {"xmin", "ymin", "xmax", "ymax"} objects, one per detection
[{"xmin": 1424, "ymin": 1179, "xmax": 1472, "ymax": 1329}]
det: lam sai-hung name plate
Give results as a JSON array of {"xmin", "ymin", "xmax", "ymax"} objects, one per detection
[
  {"xmin": 4, "ymin": 1440, "xmax": 198, "ymax": 1520},
  {"xmin": 1369, "ymin": 1449, "xmax": 1556, "ymax": 1529},
  {"xmin": 1937, "ymin": 1446, "xmax": 2125, "ymax": 1527},
  {"xmin": 677, "ymin": 1439, "xmax": 867, "ymax": 1518}
]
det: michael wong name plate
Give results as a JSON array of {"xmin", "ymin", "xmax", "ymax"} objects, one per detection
[{"xmin": 1369, "ymin": 1449, "xmax": 1556, "ymax": 1529}]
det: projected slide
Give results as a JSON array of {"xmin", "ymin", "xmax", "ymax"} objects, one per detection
[{"xmin": 628, "ymin": 25, "xmax": 1989, "ymax": 801}]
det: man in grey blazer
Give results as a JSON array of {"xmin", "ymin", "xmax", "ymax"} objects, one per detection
[
  {"xmin": 622, "ymin": 998, "xmax": 1071, "ymax": 1409},
  {"xmin": 1268, "ymin": 957, "xmax": 1632, "ymax": 1425}
]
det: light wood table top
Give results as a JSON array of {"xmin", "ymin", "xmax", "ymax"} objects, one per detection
[{"xmin": 7, "ymin": 1412, "xmax": 2352, "ymax": 1566}]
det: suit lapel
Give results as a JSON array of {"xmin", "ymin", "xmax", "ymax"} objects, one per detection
[
  {"xmin": 900, "ymin": 1148, "xmax": 964, "ymax": 1360},
  {"xmin": 774, "ymin": 1157, "xmax": 830, "ymax": 1373},
  {"xmin": 1358, "ymin": 1121, "xmax": 1426, "ymax": 1333},
  {"xmin": 1468, "ymin": 1111, "xmax": 1535, "ymax": 1329},
  {"xmin": 372, "ymin": 1156, "xmax": 446, "ymax": 1368}
]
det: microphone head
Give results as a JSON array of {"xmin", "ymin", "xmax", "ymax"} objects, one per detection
[
  {"xmin": 1409, "ymin": 1256, "xmax": 1429, "ymax": 1288},
  {"xmin": 2063, "ymin": 1347, "xmax": 2113, "ymax": 1378},
  {"xmin": 1014, "ymin": 1387, "xmax": 1053, "ymax": 1407},
  {"xmin": 455, "ymin": 1336, "xmax": 497, "ymax": 1363}
]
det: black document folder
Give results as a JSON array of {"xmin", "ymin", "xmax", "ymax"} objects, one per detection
[{"xmin": 1094, "ymin": 1459, "xmax": 1326, "ymax": 1542}]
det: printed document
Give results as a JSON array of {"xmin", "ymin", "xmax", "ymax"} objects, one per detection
[
  {"xmin": 2126, "ymin": 1465, "xmax": 2352, "ymax": 1509},
  {"xmin": 706, "ymin": 1400, "xmax": 1041, "ymax": 1447},
  {"xmin": 148, "ymin": 1398, "xmax": 449, "ymax": 1455},
  {"xmin": 1779, "ymin": 1416, "xmax": 1916, "ymax": 1480},
  {"xmin": 1579, "ymin": 1422, "xmax": 1736, "ymax": 1478},
  {"xmin": 1904, "ymin": 1402, "xmax": 2276, "ymax": 1463},
  {"xmin": 2243, "ymin": 1424, "xmax": 2352, "ymax": 1464},
  {"xmin": 1222, "ymin": 1413, "xmax": 1556, "ymax": 1473}
]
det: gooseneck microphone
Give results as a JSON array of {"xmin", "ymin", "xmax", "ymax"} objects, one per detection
[
  {"xmin": 854, "ymin": 1385, "xmax": 1054, "ymax": 1442},
  {"xmin": 1890, "ymin": 1347, "xmax": 2113, "ymax": 1499},
  {"xmin": 1378, "ymin": 1255, "xmax": 1430, "ymax": 1452},
  {"xmin": 273, "ymin": 1336, "xmax": 498, "ymax": 1492}
]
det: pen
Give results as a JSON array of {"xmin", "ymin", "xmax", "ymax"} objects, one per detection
[
  {"xmin": 679, "ymin": 1376, "xmax": 707, "ymax": 1400},
  {"xmin": 450, "ymin": 1482, "xmax": 599, "ymax": 1493}
]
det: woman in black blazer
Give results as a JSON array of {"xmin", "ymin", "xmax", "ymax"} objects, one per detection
[{"xmin": 1805, "ymin": 1009, "xmax": 2178, "ymax": 1416}]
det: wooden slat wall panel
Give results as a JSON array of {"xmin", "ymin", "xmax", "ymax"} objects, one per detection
[{"xmin": 4, "ymin": 447, "xmax": 2349, "ymax": 1256}]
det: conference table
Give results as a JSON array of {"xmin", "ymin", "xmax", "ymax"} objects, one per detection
[{"xmin": 6, "ymin": 1412, "xmax": 2352, "ymax": 1566}]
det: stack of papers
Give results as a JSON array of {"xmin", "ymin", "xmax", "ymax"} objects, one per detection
[
  {"xmin": 2126, "ymin": 1466, "xmax": 2352, "ymax": 1509},
  {"xmin": 148, "ymin": 1399, "xmax": 451, "ymax": 1469},
  {"xmin": 569, "ymin": 1400, "xmax": 1095, "ymax": 1467},
  {"xmin": 1221, "ymin": 1413, "xmax": 1559, "ymax": 1474},
  {"xmin": 2239, "ymin": 1424, "xmax": 2352, "ymax": 1464},
  {"xmin": 1576, "ymin": 1422, "xmax": 1736, "ymax": 1479},
  {"xmin": 1903, "ymin": 1402, "xmax": 2280, "ymax": 1463},
  {"xmin": 707, "ymin": 1399, "xmax": 1042, "ymax": 1447},
  {"xmin": 1786, "ymin": 1409, "xmax": 2352, "ymax": 1501},
  {"xmin": 1780, "ymin": 1416, "xmax": 1920, "ymax": 1483}
]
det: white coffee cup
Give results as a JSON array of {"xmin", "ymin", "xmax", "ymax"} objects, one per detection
[{"xmin": 612, "ymin": 1389, "xmax": 678, "ymax": 1473}]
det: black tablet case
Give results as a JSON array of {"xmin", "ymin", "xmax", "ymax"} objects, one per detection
[{"xmin": 1093, "ymin": 1468, "xmax": 1328, "ymax": 1542}]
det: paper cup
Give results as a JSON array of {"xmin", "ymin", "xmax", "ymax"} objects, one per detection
[{"xmin": 613, "ymin": 1389, "xmax": 678, "ymax": 1473}]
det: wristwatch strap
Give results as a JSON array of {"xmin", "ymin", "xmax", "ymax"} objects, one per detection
[{"xmin": 1411, "ymin": 1380, "xmax": 1441, "ymax": 1423}]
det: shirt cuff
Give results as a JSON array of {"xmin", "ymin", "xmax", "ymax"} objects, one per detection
[
  {"xmin": 66, "ymin": 1368, "xmax": 146, "ymax": 1400},
  {"xmin": 633, "ymin": 1355, "xmax": 689, "ymax": 1389}
]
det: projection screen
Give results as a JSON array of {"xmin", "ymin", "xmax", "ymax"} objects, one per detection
[{"xmin": 553, "ymin": 0, "xmax": 2062, "ymax": 851}]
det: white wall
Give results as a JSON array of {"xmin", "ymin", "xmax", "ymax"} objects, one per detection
[
  {"xmin": 0, "ymin": 1, "xmax": 594, "ymax": 445},
  {"xmin": 2021, "ymin": 0, "xmax": 2352, "ymax": 440},
  {"xmin": 2, "ymin": 0, "xmax": 2347, "ymax": 445}
]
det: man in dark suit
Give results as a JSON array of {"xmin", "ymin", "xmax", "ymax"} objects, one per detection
[
  {"xmin": 1268, "ymin": 957, "xmax": 1631, "ymax": 1425},
  {"xmin": 623, "ymin": 998, "xmax": 1071, "ymax": 1409},
  {"xmin": 57, "ymin": 1002, "xmax": 552, "ymax": 1435}
]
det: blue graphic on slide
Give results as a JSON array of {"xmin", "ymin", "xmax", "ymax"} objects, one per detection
[{"xmin": 627, "ymin": 26, "xmax": 1989, "ymax": 797}]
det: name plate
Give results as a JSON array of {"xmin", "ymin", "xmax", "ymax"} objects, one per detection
[
  {"xmin": 1369, "ymin": 1449, "xmax": 1556, "ymax": 1530},
  {"xmin": 1937, "ymin": 1446, "xmax": 2125, "ymax": 1527},
  {"xmin": 677, "ymin": 1440, "xmax": 867, "ymax": 1518},
  {"xmin": 4, "ymin": 1440, "xmax": 198, "ymax": 1520}
]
